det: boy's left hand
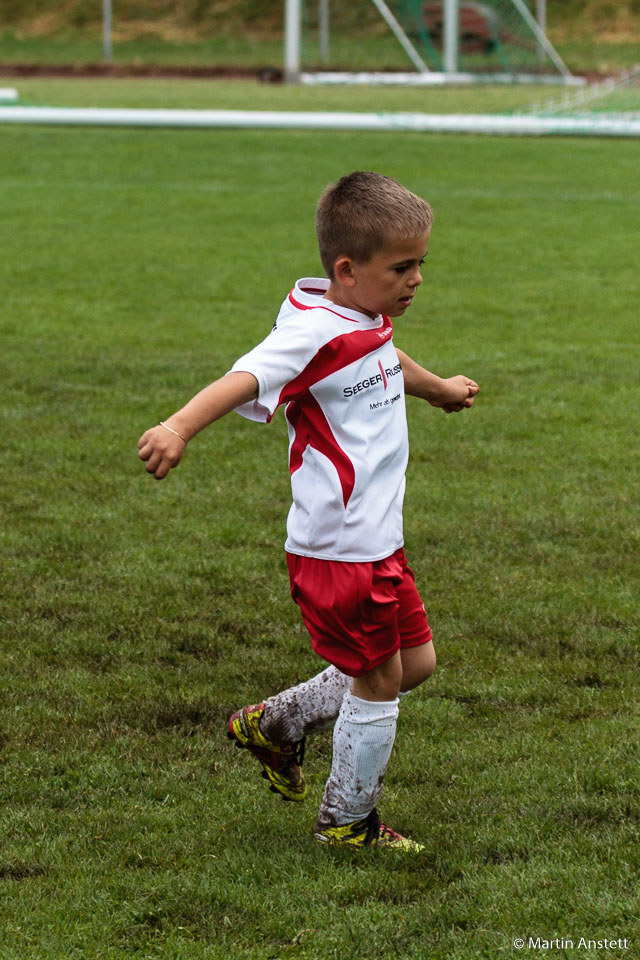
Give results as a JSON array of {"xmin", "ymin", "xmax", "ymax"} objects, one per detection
[{"xmin": 428, "ymin": 375, "xmax": 479, "ymax": 414}]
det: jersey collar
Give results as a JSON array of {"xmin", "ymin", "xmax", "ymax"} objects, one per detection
[{"xmin": 291, "ymin": 277, "xmax": 385, "ymax": 327}]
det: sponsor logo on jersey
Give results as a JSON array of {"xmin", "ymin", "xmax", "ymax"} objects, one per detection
[{"xmin": 342, "ymin": 361, "xmax": 402, "ymax": 397}]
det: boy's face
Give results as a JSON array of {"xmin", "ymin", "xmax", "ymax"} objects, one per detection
[{"xmin": 326, "ymin": 231, "xmax": 430, "ymax": 319}]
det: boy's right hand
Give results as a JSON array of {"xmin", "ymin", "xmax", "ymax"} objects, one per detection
[
  {"xmin": 137, "ymin": 371, "xmax": 259, "ymax": 480},
  {"xmin": 138, "ymin": 424, "xmax": 186, "ymax": 480},
  {"xmin": 428, "ymin": 375, "xmax": 479, "ymax": 413}
]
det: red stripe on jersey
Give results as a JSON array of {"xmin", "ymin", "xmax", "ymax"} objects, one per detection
[
  {"xmin": 277, "ymin": 317, "xmax": 393, "ymax": 407},
  {"xmin": 378, "ymin": 359, "xmax": 388, "ymax": 390},
  {"xmin": 286, "ymin": 395, "xmax": 355, "ymax": 509},
  {"xmin": 277, "ymin": 314, "xmax": 393, "ymax": 509},
  {"xmin": 288, "ymin": 291, "xmax": 360, "ymax": 323}
]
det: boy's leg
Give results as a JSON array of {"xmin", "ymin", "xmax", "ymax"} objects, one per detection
[
  {"xmin": 306, "ymin": 552, "xmax": 432, "ymax": 849},
  {"xmin": 315, "ymin": 652, "xmax": 402, "ymax": 830},
  {"xmin": 227, "ymin": 664, "xmax": 352, "ymax": 803},
  {"xmin": 260, "ymin": 664, "xmax": 352, "ymax": 743},
  {"xmin": 228, "ymin": 550, "xmax": 434, "ymax": 837},
  {"xmin": 314, "ymin": 643, "xmax": 435, "ymax": 849}
]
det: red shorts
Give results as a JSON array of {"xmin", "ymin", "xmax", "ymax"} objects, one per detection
[{"xmin": 286, "ymin": 547, "xmax": 432, "ymax": 678}]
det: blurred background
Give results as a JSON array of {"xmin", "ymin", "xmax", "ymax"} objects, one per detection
[{"xmin": 0, "ymin": 0, "xmax": 638, "ymax": 78}]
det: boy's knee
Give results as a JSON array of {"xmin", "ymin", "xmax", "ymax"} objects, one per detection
[
  {"xmin": 423, "ymin": 642, "xmax": 436, "ymax": 679},
  {"xmin": 400, "ymin": 641, "xmax": 436, "ymax": 692}
]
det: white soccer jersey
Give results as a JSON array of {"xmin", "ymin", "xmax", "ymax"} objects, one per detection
[{"xmin": 231, "ymin": 278, "xmax": 409, "ymax": 562}]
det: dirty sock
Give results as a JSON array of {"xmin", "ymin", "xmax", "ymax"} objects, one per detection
[
  {"xmin": 260, "ymin": 665, "xmax": 352, "ymax": 744},
  {"xmin": 315, "ymin": 690, "xmax": 399, "ymax": 828}
]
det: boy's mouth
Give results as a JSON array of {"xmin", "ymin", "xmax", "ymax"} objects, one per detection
[{"xmin": 398, "ymin": 296, "xmax": 413, "ymax": 307}]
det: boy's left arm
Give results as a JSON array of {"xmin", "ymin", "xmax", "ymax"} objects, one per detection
[{"xmin": 396, "ymin": 348, "xmax": 479, "ymax": 413}]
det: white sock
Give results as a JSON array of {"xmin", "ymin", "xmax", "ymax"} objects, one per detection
[
  {"xmin": 260, "ymin": 665, "xmax": 352, "ymax": 744},
  {"xmin": 316, "ymin": 690, "xmax": 399, "ymax": 828}
]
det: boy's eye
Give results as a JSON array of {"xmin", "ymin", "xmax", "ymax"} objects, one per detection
[{"xmin": 394, "ymin": 258, "xmax": 426, "ymax": 273}]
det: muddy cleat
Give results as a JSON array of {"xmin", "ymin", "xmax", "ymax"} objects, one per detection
[
  {"xmin": 227, "ymin": 703, "xmax": 307, "ymax": 802},
  {"xmin": 314, "ymin": 809, "xmax": 425, "ymax": 852}
]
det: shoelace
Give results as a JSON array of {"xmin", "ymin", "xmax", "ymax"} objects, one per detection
[
  {"xmin": 364, "ymin": 809, "xmax": 382, "ymax": 845},
  {"xmin": 281, "ymin": 736, "xmax": 306, "ymax": 767},
  {"xmin": 363, "ymin": 809, "xmax": 405, "ymax": 845},
  {"xmin": 378, "ymin": 821, "xmax": 403, "ymax": 842},
  {"xmin": 293, "ymin": 736, "xmax": 306, "ymax": 767}
]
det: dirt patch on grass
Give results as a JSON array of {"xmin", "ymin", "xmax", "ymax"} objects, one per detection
[
  {"xmin": 0, "ymin": 62, "xmax": 272, "ymax": 79},
  {"xmin": 0, "ymin": 62, "xmax": 613, "ymax": 82}
]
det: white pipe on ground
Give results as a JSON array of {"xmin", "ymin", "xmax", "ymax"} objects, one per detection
[
  {"xmin": 0, "ymin": 106, "xmax": 638, "ymax": 136},
  {"xmin": 300, "ymin": 71, "xmax": 584, "ymax": 85}
]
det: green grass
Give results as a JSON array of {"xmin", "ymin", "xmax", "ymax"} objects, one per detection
[
  {"xmin": 6, "ymin": 74, "xmax": 559, "ymax": 114},
  {"xmin": 1, "ymin": 87, "xmax": 639, "ymax": 958},
  {"xmin": 0, "ymin": 29, "xmax": 287, "ymax": 70}
]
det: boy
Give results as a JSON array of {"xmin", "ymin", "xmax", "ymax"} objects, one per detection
[{"xmin": 138, "ymin": 171, "xmax": 478, "ymax": 852}]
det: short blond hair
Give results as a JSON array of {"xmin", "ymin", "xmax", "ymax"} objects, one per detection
[{"xmin": 316, "ymin": 171, "xmax": 433, "ymax": 280}]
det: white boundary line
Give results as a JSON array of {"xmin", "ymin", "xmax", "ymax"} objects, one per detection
[{"xmin": 1, "ymin": 106, "xmax": 638, "ymax": 136}]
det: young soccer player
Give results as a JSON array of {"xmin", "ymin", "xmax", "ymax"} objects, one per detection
[{"xmin": 138, "ymin": 171, "xmax": 479, "ymax": 851}]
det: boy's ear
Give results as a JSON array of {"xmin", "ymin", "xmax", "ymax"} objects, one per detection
[{"xmin": 333, "ymin": 256, "xmax": 356, "ymax": 287}]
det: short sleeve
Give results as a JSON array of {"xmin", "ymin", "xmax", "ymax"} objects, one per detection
[{"xmin": 229, "ymin": 314, "xmax": 319, "ymax": 423}]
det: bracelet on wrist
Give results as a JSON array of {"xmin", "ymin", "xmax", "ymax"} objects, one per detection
[{"xmin": 159, "ymin": 421, "xmax": 186, "ymax": 443}]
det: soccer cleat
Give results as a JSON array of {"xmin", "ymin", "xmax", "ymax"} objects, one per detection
[
  {"xmin": 227, "ymin": 703, "xmax": 307, "ymax": 802},
  {"xmin": 314, "ymin": 809, "xmax": 425, "ymax": 852}
]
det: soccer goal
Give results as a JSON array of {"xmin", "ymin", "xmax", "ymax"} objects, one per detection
[{"xmin": 284, "ymin": 0, "xmax": 580, "ymax": 85}]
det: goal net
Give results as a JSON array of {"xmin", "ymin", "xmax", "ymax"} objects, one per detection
[
  {"xmin": 529, "ymin": 66, "xmax": 640, "ymax": 121},
  {"xmin": 291, "ymin": 0, "xmax": 577, "ymax": 84}
]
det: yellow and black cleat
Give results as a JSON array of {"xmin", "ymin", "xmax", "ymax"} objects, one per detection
[
  {"xmin": 227, "ymin": 703, "xmax": 307, "ymax": 802},
  {"xmin": 314, "ymin": 809, "xmax": 425, "ymax": 852}
]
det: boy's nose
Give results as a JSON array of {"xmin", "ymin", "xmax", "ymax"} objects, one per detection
[{"xmin": 409, "ymin": 268, "xmax": 423, "ymax": 288}]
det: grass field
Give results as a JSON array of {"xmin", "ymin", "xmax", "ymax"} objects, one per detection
[
  {"xmin": 7, "ymin": 73, "xmax": 559, "ymax": 114},
  {"xmin": 1, "ymin": 80, "xmax": 639, "ymax": 958}
]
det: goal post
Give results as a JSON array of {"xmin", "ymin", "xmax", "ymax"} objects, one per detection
[
  {"xmin": 102, "ymin": 0, "xmax": 112, "ymax": 62},
  {"xmin": 285, "ymin": 0, "xmax": 430, "ymax": 80},
  {"xmin": 284, "ymin": 0, "xmax": 302, "ymax": 82},
  {"xmin": 283, "ymin": 0, "xmax": 579, "ymax": 85},
  {"xmin": 443, "ymin": 0, "xmax": 459, "ymax": 73}
]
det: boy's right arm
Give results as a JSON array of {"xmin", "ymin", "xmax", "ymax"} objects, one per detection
[{"xmin": 137, "ymin": 371, "xmax": 258, "ymax": 479}]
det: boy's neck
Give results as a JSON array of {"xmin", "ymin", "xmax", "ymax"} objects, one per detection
[{"xmin": 323, "ymin": 282, "xmax": 377, "ymax": 320}]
